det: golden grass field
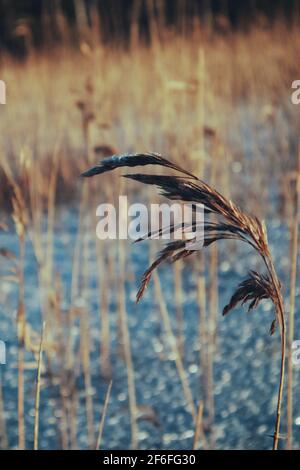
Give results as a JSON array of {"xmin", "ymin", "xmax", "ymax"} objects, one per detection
[{"xmin": 1, "ymin": 20, "xmax": 299, "ymax": 208}]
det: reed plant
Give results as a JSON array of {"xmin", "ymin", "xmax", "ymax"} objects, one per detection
[{"xmin": 82, "ymin": 152, "xmax": 287, "ymax": 450}]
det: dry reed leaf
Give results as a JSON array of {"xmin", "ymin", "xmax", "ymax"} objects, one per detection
[
  {"xmin": 82, "ymin": 152, "xmax": 196, "ymax": 178},
  {"xmin": 223, "ymin": 270, "xmax": 277, "ymax": 334}
]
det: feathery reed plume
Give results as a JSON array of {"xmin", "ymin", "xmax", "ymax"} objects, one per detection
[
  {"xmin": 82, "ymin": 152, "xmax": 196, "ymax": 178},
  {"xmin": 82, "ymin": 152, "xmax": 286, "ymax": 450},
  {"xmin": 223, "ymin": 271, "xmax": 278, "ymax": 335},
  {"xmin": 193, "ymin": 401, "xmax": 206, "ymax": 450}
]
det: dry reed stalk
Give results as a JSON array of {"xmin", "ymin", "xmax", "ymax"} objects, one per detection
[
  {"xmin": 68, "ymin": 179, "xmax": 91, "ymax": 449},
  {"xmin": 286, "ymin": 145, "xmax": 300, "ymax": 449},
  {"xmin": 96, "ymin": 380, "xmax": 112, "ymax": 450},
  {"xmin": 197, "ymin": 256, "xmax": 209, "ymax": 406},
  {"xmin": 153, "ymin": 272, "xmax": 196, "ymax": 421},
  {"xmin": 66, "ymin": 306, "xmax": 81, "ymax": 450},
  {"xmin": 70, "ymin": 199, "xmax": 85, "ymax": 303},
  {"xmin": 206, "ymin": 244, "xmax": 217, "ymax": 442},
  {"xmin": 206, "ymin": 144, "xmax": 219, "ymax": 445},
  {"xmin": 98, "ymin": 255, "xmax": 112, "ymax": 378},
  {"xmin": 69, "ymin": 388, "xmax": 79, "ymax": 450},
  {"xmin": 193, "ymin": 401, "xmax": 207, "ymax": 450},
  {"xmin": 208, "ymin": 135, "xmax": 220, "ymax": 349},
  {"xmin": 206, "ymin": 289, "xmax": 215, "ymax": 442},
  {"xmin": 116, "ymin": 185, "xmax": 130, "ymax": 357},
  {"xmin": 27, "ymin": 164, "xmax": 43, "ymax": 260},
  {"xmin": 66, "ymin": 185, "xmax": 87, "ymax": 449},
  {"xmin": 81, "ymin": 199, "xmax": 95, "ymax": 450},
  {"xmin": 58, "ymin": 380, "xmax": 70, "ymax": 450},
  {"xmin": 208, "ymin": 241, "xmax": 219, "ymax": 346},
  {"xmin": 17, "ymin": 342, "xmax": 25, "ymax": 450},
  {"xmin": 111, "ymin": 174, "xmax": 139, "ymax": 448},
  {"xmin": 45, "ymin": 135, "xmax": 61, "ymax": 290},
  {"xmin": 52, "ymin": 275, "xmax": 70, "ymax": 449},
  {"xmin": 64, "ymin": 307, "xmax": 75, "ymax": 449},
  {"xmin": 196, "ymin": 48, "xmax": 205, "ymax": 178},
  {"xmin": 72, "ymin": 86, "xmax": 94, "ymax": 299},
  {"xmin": 70, "ymin": 94, "xmax": 97, "ymax": 448},
  {"xmin": 118, "ymin": 238, "xmax": 139, "ymax": 449},
  {"xmin": 82, "ymin": 152, "xmax": 286, "ymax": 450},
  {"xmin": 16, "ymin": 139, "xmax": 61, "ymax": 396},
  {"xmin": 0, "ymin": 369, "xmax": 8, "ymax": 449},
  {"xmin": 80, "ymin": 309, "xmax": 95, "ymax": 448},
  {"xmin": 33, "ymin": 321, "xmax": 45, "ymax": 450},
  {"xmin": 194, "ymin": 60, "xmax": 213, "ymax": 438},
  {"xmin": 16, "ymin": 219, "xmax": 26, "ymax": 450},
  {"xmin": 173, "ymin": 261, "xmax": 184, "ymax": 357},
  {"xmin": 92, "ymin": 184, "xmax": 112, "ymax": 378}
]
